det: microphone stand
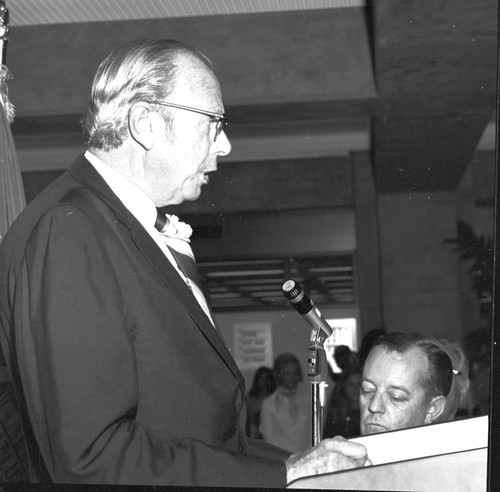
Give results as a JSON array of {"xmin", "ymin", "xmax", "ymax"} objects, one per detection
[
  {"xmin": 308, "ymin": 327, "xmax": 329, "ymax": 447},
  {"xmin": 281, "ymin": 279, "xmax": 332, "ymax": 447}
]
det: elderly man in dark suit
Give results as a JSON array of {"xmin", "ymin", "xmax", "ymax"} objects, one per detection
[{"xmin": 0, "ymin": 39, "xmax": 369, "ymax": 487}]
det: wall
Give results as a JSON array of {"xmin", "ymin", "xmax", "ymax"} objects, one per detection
[
  {"xmin": 377, "ymin": 191, "xmax": 463, "ymax": 341},
  {"xmin": 191, "ymin": 209, "xmax": 355, "ymax": 260},
  {"xmin": 167, "ymin": 157, "xmax": 354, "ymax": 215},
  {"xmin": 352, "ymin": 151, "xmax": 383, "ymax": 335}
]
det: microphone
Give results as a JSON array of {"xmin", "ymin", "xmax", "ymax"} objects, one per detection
[{"xmin": 281, "ymin": 279, "xmax": 333, "ymax": 343}]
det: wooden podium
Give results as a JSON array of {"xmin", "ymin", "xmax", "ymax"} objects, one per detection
[{"xmin": 288, "ymin": 416, "xmax": 488, "ymax": 491}]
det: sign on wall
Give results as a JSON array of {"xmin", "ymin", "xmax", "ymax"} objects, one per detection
[{"xmin": 233, "ymin": 322, "xmax": 273, "ymax": 370}]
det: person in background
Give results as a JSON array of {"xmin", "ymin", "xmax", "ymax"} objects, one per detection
[
  {"xmin": 323, "ymin": 344, "xmax": 358, "ymax": 402},
  {"xmin": 463, "ymin": 327, "xmax": 491, "ymax": 417},
  {"xmin": 333, "ymin": 345, "xmax": 359, "ymax": 376},
  {"xmin": 323, "ymin": 367, "xmax": 362, "ymax": 439},
  {"xmin": 246, "ymin": 366, "xmax": 276, "ymax": 439},
  {"xmin": 359, "ymin": 332, "xmax": 453, "ymax": 435},
  {"xmin": 431, "ymin": 338, "xmax": 470, "ymax": 422},
  {"xmin": 0, "ymin": 39, "xmax": 369, "ymax": 487},
  {"xmin": 260, "ymin": 353, "xmax": 312, "ymax": 453}
]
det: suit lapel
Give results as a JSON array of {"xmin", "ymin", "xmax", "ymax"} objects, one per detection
[{"xmin": 67, "ymin": 155, "xmax": 245, "ymax": 389}]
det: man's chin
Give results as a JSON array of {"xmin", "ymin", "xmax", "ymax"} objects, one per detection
[{"xmin": 182, "ymin": 188, "xmax": 203, "ymax": 202}]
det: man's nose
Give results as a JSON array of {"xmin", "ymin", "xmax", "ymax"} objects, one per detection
[
  {"xmin": 212, "ymin": 129, "xmax": 231, "ymax": 156},
  {"xmin": 368, "ymin": 392, "xmax": 385, "ymax": 413}
]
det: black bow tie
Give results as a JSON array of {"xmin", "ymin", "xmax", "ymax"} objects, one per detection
[{"xmin": 154, "ymin": 211, "xmax": 167, "ymax": 232}]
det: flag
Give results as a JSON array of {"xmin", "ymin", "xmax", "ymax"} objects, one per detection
[
  {"xmin": 0, "ymin": 0, "xmax": 25, "ymax": 244},
  {"xmin": 0, "ymin": 1, "xmax": 29, "ymax": 480}
]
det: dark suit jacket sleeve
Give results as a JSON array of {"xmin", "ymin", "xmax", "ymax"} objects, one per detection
[
  {"xmin": 246, "ymin": 436, "xmax": 293, "ymax": 461},
  {"xmin": 12, "ymin": 203, "xmax": 287, "ymax": 487}
]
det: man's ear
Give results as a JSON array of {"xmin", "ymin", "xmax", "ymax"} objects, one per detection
[
  {"xmin": 128, "ymin": 103, "xmax": 154, "ymax": 150},
  {"xmin": 424, "ymin": 395, "xmax": 447, "ymax": 424}
]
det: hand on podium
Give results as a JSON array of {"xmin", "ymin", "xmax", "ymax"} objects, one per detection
[{"xmin": 285, "ymin": 436, "xmax": 371, "ymax": 484}]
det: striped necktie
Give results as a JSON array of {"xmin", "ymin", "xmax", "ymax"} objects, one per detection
[{"xmin": 154, "ymin": 212, "xmax": 215, "ymax": 326}]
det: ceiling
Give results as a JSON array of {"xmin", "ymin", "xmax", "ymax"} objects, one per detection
[
  {"xmin": 198, "ymin": 254, "xmax": 355, "ymax": 312},
  {"xmin": 8, "ymin": 0, "xmax": 365, "ymax": 25},
  {"xmin": 2, "ymin": 0, "xmax": 498, "ymax": 310}
]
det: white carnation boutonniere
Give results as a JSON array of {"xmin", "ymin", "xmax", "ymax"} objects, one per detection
[{"xmin": 163, "ymin": 214, "xmax": 193, "ymax": 242}]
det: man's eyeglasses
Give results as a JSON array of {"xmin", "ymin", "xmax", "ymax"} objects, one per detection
[{"xmin": 147, "ymin": 101, "xmax": 228, "ymax": 141}]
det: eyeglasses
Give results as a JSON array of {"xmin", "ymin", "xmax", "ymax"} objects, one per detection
[{"xmin": 147, "ymin": 100, "xmax": 228, "ymax": 141}]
